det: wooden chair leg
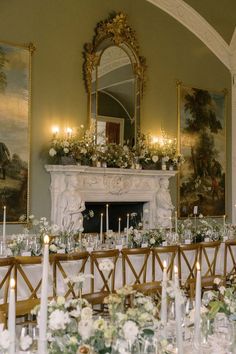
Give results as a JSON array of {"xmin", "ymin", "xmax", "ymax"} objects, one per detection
[{"xmin": 0, "ymin": 311, "xmax": 6, "ymax": 329}]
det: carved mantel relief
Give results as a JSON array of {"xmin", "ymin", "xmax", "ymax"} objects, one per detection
[{"xmin": 45, "ymin": 165, "xmax": 177, "ymax": 229}]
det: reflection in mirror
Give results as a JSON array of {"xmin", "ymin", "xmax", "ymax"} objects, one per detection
[{"xmin": 83, "ymin": 12, "xmax": 146, "ymax": 146}]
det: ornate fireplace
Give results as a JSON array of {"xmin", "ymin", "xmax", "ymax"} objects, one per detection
[{"xmin": 45, "ymin": 165, "xmax": 177, "ymax": 230}]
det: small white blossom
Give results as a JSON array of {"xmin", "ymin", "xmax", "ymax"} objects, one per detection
[{"xmin": 49, "ymin": 148, "xmax": 57, "ymax": 157}]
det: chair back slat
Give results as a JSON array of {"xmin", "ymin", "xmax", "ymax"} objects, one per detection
[
  {"xmin": 15, "ymin": 256, "xmax": 42, "ymax": 300},
  {"xmin": 152, "ymin": 245, "xmax": 178, "ymax": 281},
  {"xmin": 89, "ymin": 249, "xmax": 119, "ymax": 293},
  {"xmin": 224, "ymin": 240, "xmax": 236, "ymax": 278},
  {"xmin": 200, "ymin": 241, "xmax": 221, "ymax": 277},
  {"xmin": 121, "ymin": 248, "xmax": 151, "ymax": 286},
  {"xmin": 0, "ymin": 257, "xmax": 15, "ymax": 305},
  {"xmin": 178, "ymin": 244, "xmax": 201, "ymax": 287},
  {"xmin": 52, "ymin": 251, "xmax": 89, "ymax": 298}
]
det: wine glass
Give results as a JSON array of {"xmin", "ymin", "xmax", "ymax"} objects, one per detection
[{"xmin": 32, "ymin": 240, "xmax": 42, "ymax": 256}]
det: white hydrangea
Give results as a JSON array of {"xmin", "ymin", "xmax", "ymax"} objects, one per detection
[
  {"xmin": 48, "ymin": 309, "xmax": 70, "ymax": 331},
  {"xmin": 123, "ymin": 320, "xmax": 139, "ymax": 344}
]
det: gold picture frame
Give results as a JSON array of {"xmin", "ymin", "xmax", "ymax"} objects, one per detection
[
  {"xmin": 177, "ymin": 81, "xmax": 227, "ymax": 217},
  {"xmin": 0, "ymin": 41, "xmax": 35, "ymax": 223}
]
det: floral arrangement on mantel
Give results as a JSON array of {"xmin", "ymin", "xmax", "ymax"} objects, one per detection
[{"xmin": 47, "ymin": 129, "xmax": 184, "ymax": 170}]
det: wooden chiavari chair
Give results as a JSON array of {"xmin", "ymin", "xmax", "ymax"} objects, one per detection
[
  {"xmin": 178, "ymin": 243, "xmax": 201, "ymax": 295},
  {"xmin": 14, "ymin": 256, "xmax": 44, "ymax": 316},
  {"xmin": 0, "ymin": 257, "xmax": 15, "ymax": 325},
  {"xmin": 152, "ymin": 245, "xmax": 178, "ymax": 281},
  {"xmin": 52, "ymin": 251, "xmax": 89, "ymax": 299},
  {"xmin": 189, "ymin": 241, "xmax": 223, "ymax": 298},
  {"xmin": 224, "ymin": 240, "xmax": 236, "ymax": 280},
  {"xmin": 83, "ymin": 249, "xmax": 120, "ymax": 306},
  {"xmin": 121, "ymin": 248, "xmax": 152, "ymax": 294}
]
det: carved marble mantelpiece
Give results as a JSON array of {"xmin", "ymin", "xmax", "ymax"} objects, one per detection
[{"xmin": 45, "ymin": 165, "xmax": 177, "ymax": 229}]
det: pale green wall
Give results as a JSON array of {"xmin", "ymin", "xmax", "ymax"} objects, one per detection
[{"xmin": 0, "ymin": 0, "xmax": 231, "ymax": 232}]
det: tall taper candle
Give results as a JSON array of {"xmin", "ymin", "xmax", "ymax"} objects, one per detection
[
  {"xmin": 193, "ymin": 262, "xmax": 201, "ymax": 349},
  {"xmin": 161, "ymin": 260, "xmax": 168, "ymax": 328},
  {"xmin": 223, "ymin": 215, "xmax": 226, "ymax": 231},
  {"xmin": 126, "ymin": 213, "xmax": 130, "ymax": 237},
  {"xmin": 174, "ymin": 266, "xmax": 184, "ymax": 354},
  {"xmin": 100, "ymin": 213, "xmax": 103, "ymax": 243},
  {"xmin": 8, "ymin": 278, "xmax": 15, "ymax": 354},
  {"xmin": 38, "ymin": 235, "xmax": 50, "ymax": 354},
  {"xmin": 2, "ymin": 206, "xmax": 6, "ymax": 245},
  {"xmin": 175, "ymin": 211, "xmax": 178, "ymax": 233},
  {"xmin": 106, "ymin": 204, "xmax": 109, "ymax": 233},
  {"xmin": 118, "ymin": 218, "xmax": 121, "ymax": 236}
]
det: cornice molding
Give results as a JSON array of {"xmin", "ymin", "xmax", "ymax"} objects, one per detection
[{"xmin": 146, "ymin": 0, "xmax": 232, "ymax": 70}]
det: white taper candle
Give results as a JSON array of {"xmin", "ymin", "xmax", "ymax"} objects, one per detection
[
  {"xmin": 118, "ymin": 218, "xmax": 121, "ymax": 236},
  {"xmin": 193, "ymin": 262, "xmax": 202, "ymax": 349},
  {"xmin": 38, "ymin": 235, "xmax": 50, "ymax": 354},
  {"xmin": 8, "ymin": 278, "xmax": 15, "ymax": 354},
  {"xmin": 2, "ymin": 206, "xmax": 6, "ymax": 245},
  {"xmin": 106, "ymin": 204, "xmax": 109, "ymax": 233},
  {"xmin": 174, "ymin": 266, "xmax": 184, "ymax": 354},
  {"xmin": 100, "ymin": 213, "xmax": 103, "ymax": 243},
  {"xmin": 161, "ymin": 260, "xmax": 168, "ymax": 328}
]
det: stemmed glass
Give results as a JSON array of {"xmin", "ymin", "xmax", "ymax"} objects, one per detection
[{"xmin": 32, "ymin": 239, "xmax": 42, "ymax": 256}]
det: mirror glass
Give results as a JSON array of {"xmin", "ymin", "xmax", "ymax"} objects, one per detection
[{"xmin": 83, "ymin": 13, "xmax": 145, "ymax": 146}]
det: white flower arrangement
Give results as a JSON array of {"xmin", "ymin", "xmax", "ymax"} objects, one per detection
[
  {"xmin": 0, "ymin": 325, "xmax": 10, "ymax": 351},
  {"xmin": 33, "ymin": 286, "xmax": 159, "ymax": 354}
]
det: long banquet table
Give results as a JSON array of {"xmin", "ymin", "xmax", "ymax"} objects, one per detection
[{"xmin": 0, "ymin": 241, "xmax": 233, "ymax": 302}]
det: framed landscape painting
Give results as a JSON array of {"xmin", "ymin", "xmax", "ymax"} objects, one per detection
[
  {"xmin": 0, "ymin": 41, "xmax": 34, "ymax": 223},
  {"xmin": 177, "ymin": 82, "xmax": 227, "ymax": 217}
]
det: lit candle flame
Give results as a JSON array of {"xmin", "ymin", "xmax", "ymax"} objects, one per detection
[
  {"xmin": 10, "ymin": 278, "xmax": 15, "ymax": 289},
  {"xmin": 174, "ymin": 265, "xmax": 178, "ymax": 274},
  {"xmin": 44, "ymin": 235, "xmax": 50, "ymax": 244},
  {"xmin": 196, "ymin": 262, "xmax": 200, "ymax": 271},
  {"xmin": 163, "ymin": 260, "xmax": 167, "ymax": 268},
  {"xmin": 52, "ymin": 126, "xmax": 59, "ymax": 136}
]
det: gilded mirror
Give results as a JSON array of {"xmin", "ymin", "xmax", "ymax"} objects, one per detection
[{"xmin": 83, "ymin": 12, "xmax": 146, "ymax": 146}]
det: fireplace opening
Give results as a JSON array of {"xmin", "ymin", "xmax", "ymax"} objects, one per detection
[{"xmin": 83, "ymin": 202, "xmax": 145, "ymax": 233}]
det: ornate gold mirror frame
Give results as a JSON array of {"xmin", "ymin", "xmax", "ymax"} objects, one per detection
[{"xmin": 83, "ymin": 12, "xmax": 146, "ymax": 145}]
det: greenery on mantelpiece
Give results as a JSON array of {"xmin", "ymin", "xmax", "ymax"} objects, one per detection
[{"xmin": 44, "ymin": 129, "xmax": 184, "ymax": 170}]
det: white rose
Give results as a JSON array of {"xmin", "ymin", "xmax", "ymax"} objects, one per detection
[
  {"xmin": 57, "ymin": 296, "xmax": 65, "ymax": 306},
  {"xmin": 144, "ymin": 301, "xmax": 154, "ymax": 312},
  {"xmin": 152, "ymin": 155, "xmax": 159, "ymax": 163},
  {"xmin": 93, "ymin": 317, "xmax": 107, "ymax": 331},
  {"xmin": 63, "ymin": 147, "xmax": 69, "ymax": 154},
  {"xmin": 69, "ymin": 336, "xmax": 78, "ymax": 345},
  {"xmin": 81, "ymin": 307, "xmax": 93, "ymax": 321},
  {"xmin": 78, "ymin": 319, "xmax": 93, "ymax": 340},
  {"xmin": 48, "ymin": 309, "xmax": 70, "ymax": 331},
  {"xmin": 123, "ymin": 321, "xmax": 139, "ymax": 344},
  {"xmin": 219, "ymin": 286, "xmax": 225, "ymax": 295},
  {"xmin": 49, "ymin": 148, "xmax": 57, "ymax": 157},
  {"xmin": 49, "ymin": 244, "xmax": 58, "ymax": 253},
  {"xmin": 149, "ymin": 237, "xmax": 155, "ymax": 245},
  {"xmin": 213, "ymin": 277, "xmax": 222, "ymax": 285}
]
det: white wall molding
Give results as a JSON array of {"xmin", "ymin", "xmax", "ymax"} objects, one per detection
[
  {"xmin": 146, "ymin": 0, "xmax": 236, "ymax": 221},
  {"xmin": 146, "ymin": 0, "xmax": 231, "ymax": 70}
]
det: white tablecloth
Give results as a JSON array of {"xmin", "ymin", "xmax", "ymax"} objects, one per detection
[{"xmin": 0, "ymin": 242, "xmax": 230, "ymax": 301}]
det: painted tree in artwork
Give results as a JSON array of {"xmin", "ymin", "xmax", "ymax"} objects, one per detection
[
  {"xmin": 180, "ymin": 87, "xmax": 225, "ymax": 216},
  {"xmin": 183, "ymin": 89, "xmax": 223, "ymax": 178},
  {"xmin": 0, "ymin": 46, "xmax": 7, "ymax": 92}
]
